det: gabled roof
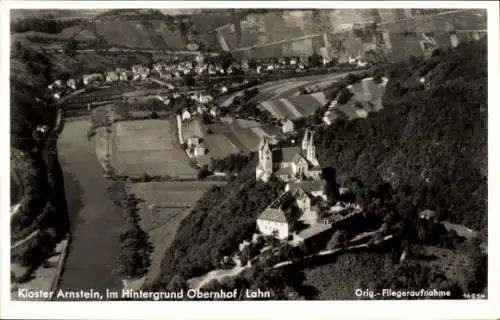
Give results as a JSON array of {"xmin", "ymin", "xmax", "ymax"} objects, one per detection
[
  {"xmin": 289, "ymin": 180, "xmax": 325, "ymax": 195},
  {"xmin": 292, "ymin": 153, "xmax": 305, "ymax": 165},
  {"xmin": 273, "ymin": 146, "xmax": 302, "ymax": 163},
  {"xmin": 275, "ymin": 166, "xmax": 293, "ymax": 176},
  {"xmin": 258, "ymin": 208, "xmax": 288, "ymax": 223}
]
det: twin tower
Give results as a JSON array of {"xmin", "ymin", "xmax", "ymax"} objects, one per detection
[{"xmin": 256, "ymin": 128, "xmax": 320, "ymax": 182}]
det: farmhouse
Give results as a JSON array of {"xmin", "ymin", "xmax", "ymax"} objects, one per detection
[
  {"xmin": 256, "ymin": 128, "xmax": 321, "ymax": 183},
  {"xmin": 66, "ymin": 78, "xmax": 77, "ymax": 90},
  {"xmin": 182, "ymin": 109, "xmax": 192, "ymax": 121},
  {"xmin": 281, "ymin": 118, "xmax": 294, "ymax": 134},
  {"xmin": 194, "ymin": 92, "xmax": 213, "ymax": 104},
  {"xmin": 106, "ymin": 71, "xmax": 119, "ymax": 83},
  {"xmin": 82, "ymin": 73, "xmax": 103, "ymax": 86}
]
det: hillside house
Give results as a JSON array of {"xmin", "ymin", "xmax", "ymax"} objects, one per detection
[
  {"xmin": 256, "ymin": 128, "xmax": 321, "ymax": 183},
  {"xmin": 357, "ymin": 60, "xmax": 368, "ymax": 68},
  {"xmin": 281, "ymin": 118, "xmax": 294, "ymax": 134},
  {"xmin": 187, "ymin": 135, "xmax": 201, "ymax": 147},
  {"xmin": 116, "ymin": 68, "xmax": 129, "ymax": 82},
  {"xmin": 82, "ymin": 73, "xmax": 104, "ymax": 86},
  {"xmin": 209, "ymin": 107, "xmax": 218, "ymax": 118},
  {"xmin": 419, "ymin": 209, "xmax": 437, "ymax": 220},
  {"xmin": 194, "ymin": 92, "xmax": 213, "ymax": 104},
  {"xmin": 192, "ymin": 145, "xmax": 206, "ymax": 157},
  {"xmin": 348, "ymin": 56, "xmax": 358, "ymax": 65},
  {"xmin": 256, "ymin": 191, "xmax": 298, "ymax": 240},
  {"xmin": 132, "ymin": 65, "xmax": 150, "ymax": 80},
  {"xmin": 106, "ymin": 71, "xmax": 119, "ymax": 83},
  {"xmin": 257, "ymin": 187, "xmax": 328, "ymax": 241},
  {"xmin": 181, "ymin": 109, "xmax": 192, "ymax": 121},
  {"xmin": 66, "ymin": 78, "xmax": 77, "ymax": 90},
  {"xmin": 220, "ymin": 86, "xmax": 229, "ymax": 94}
]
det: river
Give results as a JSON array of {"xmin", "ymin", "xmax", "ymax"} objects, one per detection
[{"xmin": 56, "ymin": 120, "xmax": 126, "ymax": 300}]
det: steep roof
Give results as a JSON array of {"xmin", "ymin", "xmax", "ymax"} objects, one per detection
[
  {"xmin": 258, "ymin": 208, "xmax": 288, "ymax": 223},
  {"xmin": 292, "ymin": 153, "xmax": 305, "ymax": 165},
  {"xmin": 273, "ymin": 146, "xmax": 302, "ymax": 163},
  {"xmin": 295, "ymin": 223, "xmax": 331, "ymax": 242},
  {"xmin": 275, "ymin": 166, "xmax": 293, "ymax": 176},
  {"xmin": 289, "ymin": 180, "xmax": 325, "ymax": 195}
]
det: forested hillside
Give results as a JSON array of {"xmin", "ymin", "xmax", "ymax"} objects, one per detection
[
  {"xmin": 314, "ymin": 38, "xmax": 487, "ymax": 232},
  {"xmin": 11, "ymin": 40, "xmax": 70, "ymax": 272},
  {"xmin": 152, "ymin": 160, "xmax": 284, "ymax": 290}
]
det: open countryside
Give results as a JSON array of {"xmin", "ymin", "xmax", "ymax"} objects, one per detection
[{"xmin": 9, "ymin": 7, "xmax": 487, "ymax": 312}]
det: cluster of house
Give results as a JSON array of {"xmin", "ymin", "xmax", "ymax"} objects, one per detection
[
  {"xmin": 178, "ymin": 92, "xmax": 217, "ymax": 122},
  {"xmin": 46, "ymin": 63, "xmax": 154, "ymax": 100},
  {"xmin": 341, "ymin": 54, "xmax": 369, "ymax": 68},
  {"xmin": 153, "ymin": 54, "xmax": 237, "ymax": 79},
  {"xmin": 254, "ymin": 128, "xmax": 359, "ymax": 244},
  {"xmin": 186, "ymin": 135, "xmax": 207, "ymax": 158}
]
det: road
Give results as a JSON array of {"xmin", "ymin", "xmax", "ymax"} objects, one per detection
[
  {"xmin": 219, "ymin": 71, "xmax": 352, "ymax": 107},
  {"xmin": 56, "ymin": 120, "xmax": 127, "ymax": 299}
]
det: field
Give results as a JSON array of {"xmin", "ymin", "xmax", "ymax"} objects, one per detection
[
  {"xmin": 127, "ymin": 180, "xmax": 226, "ymax": 286},
  {"xmin": 324, "ymin": 77, "xmax": 386, "ymax": 124},
  {"xmin": 109, "ymin": 119, "xmax": 197, "ymax": 178},
  {"xmin": 182, "ymin": 118, "xmax": 206, "ymax": 140},
  {"xmin": 203, "ymin": 125, "xmax": 283, "ymax": 159},
  {"xmin": 258, "ymin": 91, "xmax": 329, "ymax": 120}
]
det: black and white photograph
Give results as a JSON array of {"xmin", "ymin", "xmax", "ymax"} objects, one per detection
[{"xmin": 2, "ymin": 1, "xmax": 498, "ymax": 319}]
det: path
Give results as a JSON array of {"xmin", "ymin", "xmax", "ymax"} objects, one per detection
[{"xmin": 188, "ymin": 234, "xmax": 395, "ymax": 290}]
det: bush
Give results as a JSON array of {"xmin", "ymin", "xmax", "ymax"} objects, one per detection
[{"xmin": 337, "ymin": 88, "xmax": 354, "ymax": 104}]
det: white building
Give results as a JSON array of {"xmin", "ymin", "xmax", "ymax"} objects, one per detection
[
  {"xmin": 82, "ymin": 73, "xmax": 103, "ymax": 86},
  {"xmin": 256, "ymin": 128, "xmax": 321, "ymax": 183},
  {"xmin": 106, "ymin": 71, "xmax": 119, "ymax": 83},
  {"xmin": 194, "ymin": 92, "xmax": 213, "ymax": 104},
  {"xmin": 281, "ymin": 118, "xmax": 294, "ymax": 134},
  {"xmin": 257, "ymin": 186, "xmax": 324, "ymax": 240},
  {"xmin": 256, "ymin": 192, "xmax": 294, "ymax": 240},
  {"xmin": 181, "ymin": 109, "xmax": 192, "ymax": 121},
  {"xmin": 66, "ymin": 78, "xmax": 77, "ymax": 90}
]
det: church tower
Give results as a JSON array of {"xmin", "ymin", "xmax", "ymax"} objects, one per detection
[
  {"xmin": 306, "ymin": 130, "xmax": 319, "ymax": 166},
  {"xmin": 256, "ymin": 136, "xmax": 273, "ymax": 182},
  {"xmin": 301, "ymin": 128, "xmax": 310, "ymax": 153}
]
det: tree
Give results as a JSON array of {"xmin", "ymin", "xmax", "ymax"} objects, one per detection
[
  {"xmin": 308, "ymin": 53, "xmax": 323, "ymax": 68},
  {"xmin": 220, "ymin": 52, "xmax": 235, "ymax": 72},
  {"xmin": 184, "ymin": 75, "xmax": 195, "ymax": 87},
  {"xmin": 337, "ymin": 88, "xmax": 354, "ymax": 104},
  {"xmin": 63, "ymin": 38, "xmax": 78, "ymax": 56}
]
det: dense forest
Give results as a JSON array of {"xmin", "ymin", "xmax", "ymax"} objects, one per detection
[
  {"xmin": 312, "ymin": 38, "xmax": 486, "ymax": 232},
  {"xmin": 11, "ymin": 41, "xmax": 71, "ymax": 272}
]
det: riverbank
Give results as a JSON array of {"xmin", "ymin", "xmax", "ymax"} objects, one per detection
[{"xmin": 11, "ymin": 236, "xmax": 70, "ymax": 301}]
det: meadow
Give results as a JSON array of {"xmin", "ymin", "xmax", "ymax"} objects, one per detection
[{"xmin": 109, "ymin": 119, "xmax": 197, "ymax": 178}]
